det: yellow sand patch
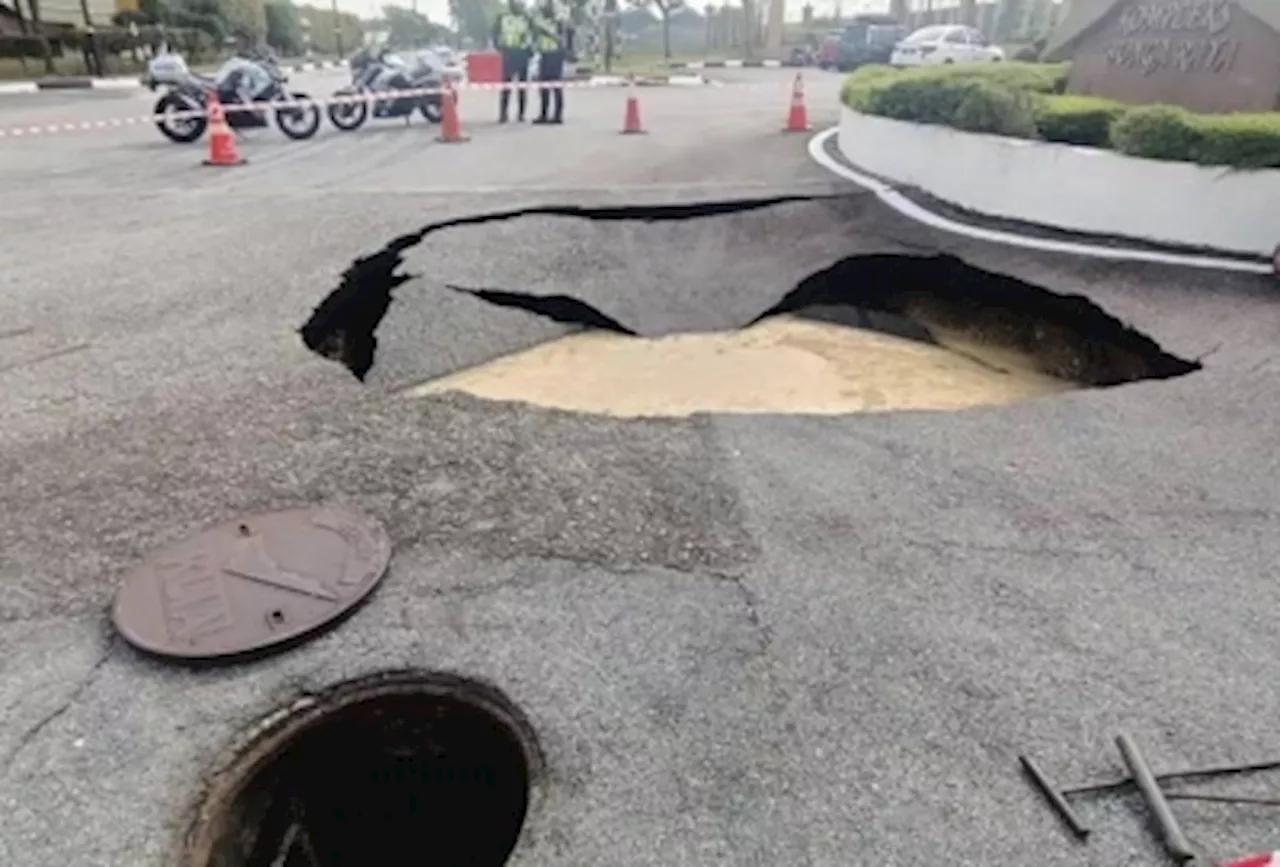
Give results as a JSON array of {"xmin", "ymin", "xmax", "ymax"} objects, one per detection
[{"xmin": 403, "ymin": 315, "xmax": 1077, "ymax": 418}]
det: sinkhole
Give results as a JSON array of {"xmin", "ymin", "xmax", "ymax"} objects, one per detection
[
  {"xmin": 297, "ymin": 193, "xmax": 1202, "ymax": 419},
  {"xmin": 399, "ymin": 254, "xmax": 1201, "ymax": 418},
  {"xmin": 182, "ymin": 673, "xmax": 540, "ymax": 867}
]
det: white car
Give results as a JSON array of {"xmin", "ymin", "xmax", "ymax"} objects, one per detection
[{"xmin": 890, "ymin": 25, "xmax": 1005, "ymax": 67}]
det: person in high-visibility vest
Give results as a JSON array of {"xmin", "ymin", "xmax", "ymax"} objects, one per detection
[
  {"xmin": 531, "ymin": 0, "xmax": 574, "ymax": 124},
  {"xmin": 492, "ymin": 0, "xmax": 534, "ymax": 123}
]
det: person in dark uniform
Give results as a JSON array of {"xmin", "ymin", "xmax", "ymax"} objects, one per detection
[
  {"xmin": 492, "ymin": 0, "xmax": 533, "ymax": 123},
  {"xmin": 531, "ymin": 0, "xmax": 574, "ymax": 124}
]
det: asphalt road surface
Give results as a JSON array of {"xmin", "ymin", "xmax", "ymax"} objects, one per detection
[{"xmin": 4, "ymin": 67, "xmax": 1280, "ymax": 867}]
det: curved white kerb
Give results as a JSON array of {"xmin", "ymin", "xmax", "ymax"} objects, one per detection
[{"xmin": 808, "ymin": 110, "xmax": 1278, "ymax": 274}]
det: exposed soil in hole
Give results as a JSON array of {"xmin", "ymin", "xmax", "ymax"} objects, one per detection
[
  {"xmin": 405, "ymin": 315, "xmax": 1077, "ymax": 416},
  {"xmin": 183, "ymin": 673, "xmax": 540, "ymax": 867},
  {"xmin": 401, "ymin": 254, "xmax": 1199, "ymax": 417}
]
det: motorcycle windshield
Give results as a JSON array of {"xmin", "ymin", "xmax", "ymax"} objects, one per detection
[
  {"xmin": 215, "ymin": 58, "xmax": 276, "ymax": 98},
  {"xmin": 214, "ymin": 57, "xmax": 255, "ymax": 86}
]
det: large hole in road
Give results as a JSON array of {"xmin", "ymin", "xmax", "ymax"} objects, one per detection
[
  {"xmin": 299, "ymin": 198, "xmax": 1199, "ymax": 417},
  {"xmin": 182, "ymin": 673, "xmax": 540, "ymax": 867},
  {"xmin": 406, "ymin": 254, "xmax": 1198, "ymax": 417}
]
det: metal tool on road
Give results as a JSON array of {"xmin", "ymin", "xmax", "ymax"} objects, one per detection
[
  {"xmin": 1020, "ymin": 734, "xmax": 1280, "ymax": 864},
  {"xmin": 1116, "ymin": 732, "xmax": 1205, "ymax": 863}
]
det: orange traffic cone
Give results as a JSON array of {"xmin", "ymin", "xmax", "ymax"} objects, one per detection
[
  {"xmin": 204, "ymin": 92, "xmax": 245, "ymax": 167},
  {"xmin": 436, "ymin": 83, "xmax": 469, "ymax": 143},
  {"xmin": 783, "ymin": 73, "xmax": 810, "ymax": 133},
  {"xmin": 621, "ymin": 79, "xmax": 645, "ymax": 135}
]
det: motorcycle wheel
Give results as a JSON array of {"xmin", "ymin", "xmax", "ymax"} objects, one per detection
[
  {"xmin": 327, "ymin": 88, "xmax": 369, "ymax": 131},
  {"xmin": 420, "ymin": 94, "xmax": 444, "ymax": 124},
  {"xmin": 154, "ymin": 93, "xmax": 207, "ymax": 144},
  {"xmin": 275, "ymin": 91, "xmax": 322, "ymax": 140}
]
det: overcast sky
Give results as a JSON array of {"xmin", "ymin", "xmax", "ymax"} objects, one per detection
[{"xmin": 327, "ymin": 0, "xmax": 895, "ymax": 26}]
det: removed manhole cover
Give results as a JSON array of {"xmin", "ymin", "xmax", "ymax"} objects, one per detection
[
  {"xmin": 111, "ymin": 506, "xmax": 391, "ymax": 661},
  {"xmin": 184, "ymin": 672, "xmax": 539, "ymax": 867}
]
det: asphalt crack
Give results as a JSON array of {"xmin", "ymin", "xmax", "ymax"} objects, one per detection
[
  {"xmin": 1, "ymin": 636, "xmax": 117, "ymax": 776},
  {"xmin": 444, "ymin": 285, "xmax": 636, "ymax": 336},
  {"xmin": 298, "ymin": 194, "xmax": 841, "ymax": 380}
]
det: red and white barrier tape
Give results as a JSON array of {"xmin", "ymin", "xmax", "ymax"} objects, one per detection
[
  {"xmin": 0, "ymin": 76, "xmax": 777, "ymax": 139},
  {"xmin": 1223, "ymin": 854, "xmax": 1280, "ymax": 867}
]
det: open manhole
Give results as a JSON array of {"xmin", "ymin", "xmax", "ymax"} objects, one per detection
[
  {"xmin": 395, "ymin": 254, "xmax": 1200, "ymax": 418},
  {"xmin": 183, "ymin": 672, "xmax": 540, "ymax": 867}
]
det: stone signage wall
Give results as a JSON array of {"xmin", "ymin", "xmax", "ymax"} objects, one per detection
[{"xmin": 1064, "ymin": 0, "xmax": 1280, "ymax": 113}]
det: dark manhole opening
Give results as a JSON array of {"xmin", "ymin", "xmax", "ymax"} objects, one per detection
[{"xmin": 186, "ymin": 673, "xmax": 539, "ymax": 867}]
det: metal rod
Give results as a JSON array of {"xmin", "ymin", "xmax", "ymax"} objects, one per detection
[
  {"xmin": 270, "ymin": 822, "xmax": 303, "ymax": 867},
  {"xmin": 1019, "ymin": 754, "xmax": 1091, "ymax": 839},
  {"xmin": 1165, "ymin": 792, "xmax": 1280, "ymax": 808},
  {"xmin": 1062, "ymin": 758, "xmax": 1280, "ymax": 797},
  {"xmin": 1116, "ymin": 732, "xmax": 1199, "ymax": 862}
]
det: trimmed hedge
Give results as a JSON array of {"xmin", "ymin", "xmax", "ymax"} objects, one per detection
[
  {"xmin": 841, "ymin": 62, "xmax": 1064, "ymax": 139},
  {"xmin": 1035, "ymin": 95, "xmax": 1127, "ymax": 147},
  {"xmin": 841, "ymin": 63, "xmax": 1280, "ymax": 169},
  {"xmin": 1112, "ymin": 105, "xmax": 1280, "ymax": 169}
]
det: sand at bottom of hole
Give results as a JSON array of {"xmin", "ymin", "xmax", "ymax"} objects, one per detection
[{"xmin": 404, "ymin": 315, "xmax": 1078, "ymax": 418}]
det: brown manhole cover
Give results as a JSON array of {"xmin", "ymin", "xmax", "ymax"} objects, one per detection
[
  {"xmin": 183, "ymin": 672, "xmax": 540, "ymax": 867},
  {"xmin": 111, "ymin": 506, "xmax": 391, "ymax": 662}
]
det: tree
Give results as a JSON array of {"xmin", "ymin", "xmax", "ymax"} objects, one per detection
[
  {"xmin": 447, "ymin": 0, "xmax": 501, "ymax": 47},
  {"xmin": 383, "ymin": 5, "xmax": 447, "ymax": 49},
  {"xmin": 265, "ymin": 0, "xmax": 304, "ymax": 54},
  {"xmin": 994, "ymin": 0, "xmax": 1027, "ymax": 41},
  {"xmin": 629, "ymin": 0, "xmax": 683, "ymax": 59}
]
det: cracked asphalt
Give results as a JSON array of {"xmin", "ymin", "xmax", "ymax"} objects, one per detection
[{"xmin": 4, "ymin": 67, "xmax": 1280, "ymax": 867}]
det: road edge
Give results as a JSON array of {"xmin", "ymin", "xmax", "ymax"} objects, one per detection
[{"xmin": 806, "ymin": 126, "xmax": 1273, "ymax": 276}]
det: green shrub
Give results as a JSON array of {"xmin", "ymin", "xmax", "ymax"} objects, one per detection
[
  {"xmin": 1114, "ymin": 105, "xmax": 1280, "ymax": 168},
  {"xmin": 841, "ymin": 62, "xmax": 1069, "ymax": 114},
  {"xmin": 952, "ymin": 79, "xmax": 1039, "ymax": 137},
  {"xmin": 842, "ymin": 64, "xmax": 1050, "ymax": 138},
  {"xmin": 858, "ymin": 73, "xmax": 992, "ymax": 126},
  {"xmin": 1191, "ymin": 112, "xmax": 1280, "ymax": 169},
  {"xmin": 840, "ymin": 61, "xmax": 1280, "ymax": 167},
  {"xmin": 1110, "ymin": 105, "xmax": 1205, "ymax": 162},
  {"xmin": 1035, "ymin": 95, "xmax": 1127, "ymax": 147},
  {"xmin": 840, "ymin": 63, "xmax": 898, "ymax": 110},
  {"xmin": 932, "ymin": 61, "xmax": 1069, "ymax": 94}
]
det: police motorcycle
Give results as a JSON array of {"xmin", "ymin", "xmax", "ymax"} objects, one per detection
[
  {"xmin": 326, "ymin": 46, "xmax": 458, "ymax": 131},
  {"xmin": 146, "ymin": 47, "xmax": 322, "ymax": 144}
]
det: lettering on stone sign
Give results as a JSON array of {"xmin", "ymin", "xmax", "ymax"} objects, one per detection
[
  {"xmin": 157, "ymin": 553, "xmax": 234, "ymax": 641},
  {"xmin": 1116, "ymin": 0, "xmax": 1232, "ymax": 37},
  {"xmin": 1104, "ymin": 36, "xmax": 1239, "ymax": 75}
]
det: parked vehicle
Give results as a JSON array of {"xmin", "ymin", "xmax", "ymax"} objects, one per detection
[
  {"xmin": 148, "ymin": 50, "xmax": 322, "ymax": 144},
  {"xmin": 816, "ymin": 29, "xmax": 845, "ymax": 69},
  {"xmin": 786, "ymin": 44, "xmax": 816, "ymax": 67},
  {"xmin": 327, "ymin": 47, "xmax": 461, "ymax": 131},
  {"xmin": 834, "ymin": 15, "xmax": 909, "ymax": 71},
  {"xmin": 889, "ymin": 25, "xmax": 1005, "ymax": 67}
]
